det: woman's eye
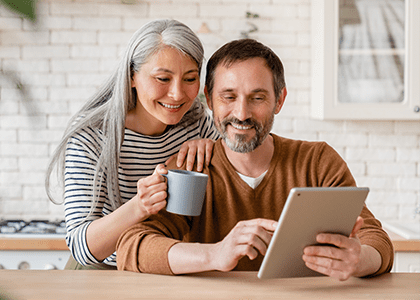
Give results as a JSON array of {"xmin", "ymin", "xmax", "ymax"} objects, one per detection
[
  {"xmin": 157, "ymin": 77, "xmax": 170, "ymax": 82},
  {"xmin": 185, "ymin": 77, "xmax": 197, "ymax": 83}
]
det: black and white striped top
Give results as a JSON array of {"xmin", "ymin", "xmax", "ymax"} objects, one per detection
[{"xmin": 63, "ymin": 111, "xmax": 219, "ymax": 266}]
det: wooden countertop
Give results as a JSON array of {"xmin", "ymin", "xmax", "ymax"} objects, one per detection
[
  {"xmin": 0, "ymin": 270, "xmax": 419, "ymax": 300},
  {"xmin": 0, "ymin": 237, "xmax": 68, "ymax": 251},
  {"xmin": 0, "ymin": 228, "xmax": 419, "ymax": 252}
]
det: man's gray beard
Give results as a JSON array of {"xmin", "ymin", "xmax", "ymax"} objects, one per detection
[{"xmin": 218, "ymin": 113, "xmax": 274, "ymax": 154}]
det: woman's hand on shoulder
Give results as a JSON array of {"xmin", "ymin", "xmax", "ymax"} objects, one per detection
[{"xmin": 167, "ymin": 139, "xmax": 215, "ymax": 172}]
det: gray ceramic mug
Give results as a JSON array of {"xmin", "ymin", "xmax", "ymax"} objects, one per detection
[{"xmin": 164, "ymin": 170, "xmax": 208, "ymax": 216}]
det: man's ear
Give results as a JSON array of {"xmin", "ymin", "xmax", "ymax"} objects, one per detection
[
  {"xmin": 274, "ymin": 87, "xmax": 287, "ymax": 114},
  {"xmin": 204, "ymin": 86, "xmax": 213, "ymax": 111}
]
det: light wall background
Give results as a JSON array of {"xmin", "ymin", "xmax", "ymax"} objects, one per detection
[{"xmin": 0, "ymin": 0, "xmax": 419, "ymax": 223}]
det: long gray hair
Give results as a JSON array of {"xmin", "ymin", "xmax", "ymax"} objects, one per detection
[{"xmin": 45, "ymin": 19, "xmax": 205, "ymax": 212}]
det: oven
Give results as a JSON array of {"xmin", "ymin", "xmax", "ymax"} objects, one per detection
[{"xmin": 0, "ymin": 220, "xmax": 70, "ymax": 270}]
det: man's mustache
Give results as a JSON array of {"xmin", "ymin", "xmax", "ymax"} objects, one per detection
[{"xmin": 221, "ymin": 118, "xmax": 259, "ymax": 128}]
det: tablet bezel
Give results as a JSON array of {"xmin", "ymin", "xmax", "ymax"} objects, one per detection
[{"xmin": 257, "ymin": 187, "xmax": 369, "ymax": 279}]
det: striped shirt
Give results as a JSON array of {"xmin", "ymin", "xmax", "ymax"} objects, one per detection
[{"xmin": 64, "ymin": 111, "xmax": 219, "ymax": 266}]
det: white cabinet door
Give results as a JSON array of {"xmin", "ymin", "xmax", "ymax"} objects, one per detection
[{"xmin": 311, "ymin": 0, "xmax": 420, "ymax": 120}]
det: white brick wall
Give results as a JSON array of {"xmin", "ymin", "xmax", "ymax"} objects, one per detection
[{"xmin": 0, "ymin": 0, "xmax": 419, "ymax": 223}]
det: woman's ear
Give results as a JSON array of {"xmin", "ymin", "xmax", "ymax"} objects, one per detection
[{"xmin": 204, "ymin": 86, "xmax": 213, "ymax": 111}]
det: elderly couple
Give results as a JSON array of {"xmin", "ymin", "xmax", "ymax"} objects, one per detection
[{"xmin": 46, "ymin": 19, "xmax": 393, "ymax": 281}]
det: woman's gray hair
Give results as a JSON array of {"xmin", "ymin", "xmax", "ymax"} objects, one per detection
[{"xmin": 45, "ymin": 19, "xmax": 205, "ymax": 214}]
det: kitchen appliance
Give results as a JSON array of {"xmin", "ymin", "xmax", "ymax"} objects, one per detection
[{"xmin": 0, "ymin": 219, "xmax": 70, "ymax": 270}]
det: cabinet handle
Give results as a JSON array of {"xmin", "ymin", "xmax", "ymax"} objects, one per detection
[{"xmin": 414, "ymin": 106, "xmax": 420, "ymax": 113}]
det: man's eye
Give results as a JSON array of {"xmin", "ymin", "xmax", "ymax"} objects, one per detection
[{"xmin": 185, "ymin": 77, "xmax": 197, "ymax": 83}]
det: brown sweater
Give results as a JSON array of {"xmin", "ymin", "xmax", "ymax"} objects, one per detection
[{"xmin": 116, "ymin": 134, "xmax": 394, "ymax": 275}]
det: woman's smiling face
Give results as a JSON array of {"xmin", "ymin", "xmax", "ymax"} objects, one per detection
[{"xmin": 130, "ymin": 46, "xmax": 200, "ymax": 135}]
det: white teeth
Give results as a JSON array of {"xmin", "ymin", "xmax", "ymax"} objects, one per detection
[
  {"xmin": 161, "ymin": 103, "xmax": 182, "ymax": 109},
  {"xmin": 231, "ymin": 123, "xmax": 251, "ymax": 130}
]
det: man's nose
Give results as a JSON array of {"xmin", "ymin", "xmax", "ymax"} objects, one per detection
[
  {"xmin": 233, "ymin": 98, "xmax": 252, "ymax": 121},
  {"xmin": 168, "ymin": 80, "xmax": 185, "ymax": 101}
]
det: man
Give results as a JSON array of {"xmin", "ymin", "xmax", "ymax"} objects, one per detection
[{"xmin": 116, "ymin": 39, "xmax": 393, "ymax": 281}]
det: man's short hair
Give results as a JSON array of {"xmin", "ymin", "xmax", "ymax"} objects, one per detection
[{"xmin": 205, "ymin": 38, "xmax": 286, "ymax": 100}]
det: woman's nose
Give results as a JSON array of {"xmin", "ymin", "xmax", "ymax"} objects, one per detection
[{"xmin": 168, "ymin": 80, "xmax": 185, "ymax": 101}]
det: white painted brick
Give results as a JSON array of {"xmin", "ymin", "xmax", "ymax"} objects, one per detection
[
  {"xmin": 0, "ymin": 143, "xmax": 48, "ymax": 157},
  {"xmin": 297, "ymin": 32, "xmax": 311, "ymax": 47},
  {"xmin": 0, "ymin": 130, "xmax": 17, "ymax": 142},
  {"xmin": 275, "ymin": 46, "xmax": 310, "ymax": 61},
  {"xmin": 73, "ymin": 17, "xmax": 122, "ymax": 31},
  {"xmin": 51, "ymin": 59, "xmax": 100, "ymax": 73},
  {"xmin": 0, "ymin": 17, "xmax": 22, "ymax": 29},
  {"xmin": 397, "ymin": 177, "xmax": 420, "ymax": 191},
  {"xmin": 370, "ymin": 134, "xmax": 418, "ymax": 148},
  {"xmin": 344, "ymin": 121, "xmax": 394, "ymax": 133},
  {"xmin": 0, "ymin": 157, "xmax": 18, "ymax": 171},
  {"xmin": 50, "ymin": 2, "xmax": 100, "ymax": 16},
  {"xmin": 0, "ymin": 31, "xmax": 49, "ymax": 46},
  {"xmin": 0, "ymin": 46, "xmax": 20, "ymax": 59},
  {"xmin": 150, "ymin": 3, "xmax": 198, "ymax": 17},
  {"xmin": 366, "ymin": 203, "xmax": 398, "ymax": 220},
  {"xmin": 0, "ymin": 171, "xmax": 46, "ymax": 185},
  {"xmin": 50, "ymin": 87, "xmax": 97, "ymax": 101},
  {"xmin": 0, "ymin": 185, "xmax": 22, "ymax": 198},
  {"xmin": 298, "ymin": 3, "xmax": 310, "ymax": 19},
  {"xmin": 47, "ymin": 115, "xmax": 72, "ymax": 129},
  {"xmin": 278, "ymin": 104, "xmax": 310, "ymax": 118},
  {"xmin": 20, "ymin": 73, "xmax": 66, "ymax": 87},
  {"xmin": 19, "ymin": 158, "xmax": 49, "ymax": 171},
  {"xmin": 355, "ymin": 176, "xmax": 397, "ymax": 190},
  {"xmin": 277, "ymin": 131, "xmax": 318, "ymax": 142},
  {"xmin": 0, "ymin": 101, "xmax": 19, "ymax": 115},
  {"xmin": 396, "ymin": 148, "xmax": 420, "ymax": 162},
  {"xmin": 0, "ymin": 116, "xmax": 47, "ymax": 129},
  {"xmin": 346, "ymin": 162, "xmax": 366, "ymax": 176},
  {"xmin": 51, "ymin": 31, "xmax": 97, "ymax": 44},
  {"xmin": 346, "ymin": 147, "xmax": 395, "ymax": 162},
  {"xmin": 99, "ymin": 3, "xmax": 148, "ymax": 17},
  {"xmin": 272, "ymin": 19, "xmax": 310, "ymax": 32},
  {"xmin": 258, "ymin": 33, "xmax": 297, "ymax": 47},
  {"xmin": 294, "ymin": 119, "xmax": 343, "ymax": 133},
  {"xmin": 26, "ymin": 87, "xmax": 49, "ymax": 101},
  {"xmin": 98, "ymin": 31, "xmax": 134, "ymax": 45},
  {"xmin": 367, "ymin": 163, "xmax": 416, "ymax": 177},
  {"xmin": 100, "ymin": 59, "xmax": 120, "ymax": 73},
  {"xmin": 123, "ymin": 18, "xmax": 154, "ymax": 31},
  {"xmin": 67, "ymin": 74, "xmax": 107, "ymax": 87},
  {"xmin": 71, "ymin": 45, "xmax": 118, "ymax": 58},
  {"xmin": 200, "ymin": 4, "xmax": 247, "ymax": 18},
  {"xmin": 23, "ymin": 186, "xmax": 49, "ymax": 200},
  {"xmin": 367, "ymin": 191, "xmax": 417, "ymax": 205},
  {"xmin": 3, "ymin": 59, "xmax": 50, "ymax": 72},
  {"xmin": 296, "ymin": 90, "xmax": 310, "ymax": 104},
  {"xmin": 19, "ymin": 129, "xmax": 64, "ymax": 143},
  {"xmin": 26, "ymin": 16, "xmax": 72, "ymax": 30},
  {"xmin": 33, "ymin": 101, "xmax": 68, "ymax": 115},
  {"xmin": 272, "ymin": 117, "xmax": 293, "ymax": 133},
  {"xmin": 319, "ymin": 133, "xmax": 368, "ymax": 147},
  {"xmin": 248, "ymin": 4, "xmax": 297, "ymax": 19},
  {"xmin": 22, "ymin": 45, "xmax": 70, "ymax": 59}
]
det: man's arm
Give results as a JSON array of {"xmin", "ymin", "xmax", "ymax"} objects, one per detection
[{"xmin": 168, "ymin": 219, "xmax": 277, "ymax": 274}]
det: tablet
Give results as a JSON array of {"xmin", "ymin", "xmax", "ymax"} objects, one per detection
[{"xmin": 258, "ymin": 187, "xmax": 369, "ymax": 279}]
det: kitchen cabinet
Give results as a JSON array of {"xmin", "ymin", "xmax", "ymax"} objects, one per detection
[{"xmin": 311, "ymin": 0, "xmax": 420, "ymax": 120}]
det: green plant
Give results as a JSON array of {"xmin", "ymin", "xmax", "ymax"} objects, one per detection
[{"xmin": 0, "ymin": 0, "xmax": 36, "ymax": 22}]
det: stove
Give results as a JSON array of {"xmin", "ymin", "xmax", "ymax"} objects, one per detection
[
  {"xmin": 0, "ymin": 219, "xmax": 70, "ymax": 270},
  {"xmin": 0, "ymin": 219, "xmax": 67, "ymax": 235}
]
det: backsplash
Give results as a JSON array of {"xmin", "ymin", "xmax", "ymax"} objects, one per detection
[{"xmin": 0, "ymin": 0, "xmax": 418, "ymax": 223}]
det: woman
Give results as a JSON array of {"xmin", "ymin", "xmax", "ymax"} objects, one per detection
[{"xmin": 45, "ymin": 19, "xmax": 219, "ymax": 269}]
